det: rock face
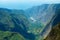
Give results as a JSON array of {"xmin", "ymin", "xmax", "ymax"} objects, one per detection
[{"xmin": 45, "ymin": 23, "xmax": 60, "ymax": 40}]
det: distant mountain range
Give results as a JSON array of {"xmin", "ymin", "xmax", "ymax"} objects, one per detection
[{"xmin": 0, "ymin": 4, "xmax": 60, "ymax": 40}]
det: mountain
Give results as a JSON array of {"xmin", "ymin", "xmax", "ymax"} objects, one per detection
[
  {"xmin": 44, "ymin": 4, "xmax": 60, "ymax": 40},
  {"xmin": 0, "ymin": 4, "xmax": 60, "ymax": 40},
  {"xmin": 25, "ymin": 4, "xmax": 60, "ymax": 39},
  {"xmin": 0, "ymin": 8, "xmax": 35, "ymax": 40}
]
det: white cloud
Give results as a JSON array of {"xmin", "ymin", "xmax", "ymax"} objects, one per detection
[{"xmin": 30, "ymin": 17, "xmax": 36, "ymax": 22}]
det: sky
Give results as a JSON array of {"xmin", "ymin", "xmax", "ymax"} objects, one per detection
[{"xmin": 0, "ymin": 0, "xmax": 60, "ymax": 9}]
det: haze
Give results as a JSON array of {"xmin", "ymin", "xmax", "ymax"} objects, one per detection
[{"xmin": 0, "ymin": 0, "xmax": 60, "ymax": 9}]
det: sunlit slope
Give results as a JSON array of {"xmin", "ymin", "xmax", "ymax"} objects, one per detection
[
  {"xmin": 0, "ymin": 31, "xmax": 25, "ymax": 40},
  {"xmin": 45, "ymin": 23, "xmax": 60, "ymax": 40}
]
